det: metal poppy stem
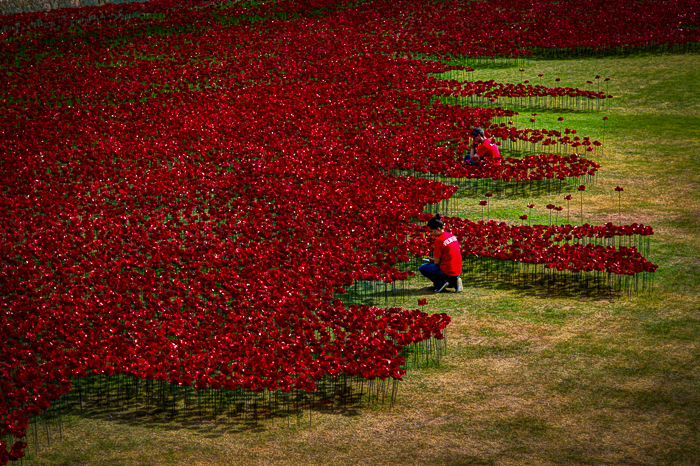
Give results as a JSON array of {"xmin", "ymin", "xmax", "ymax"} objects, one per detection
[{"xmin": 618, "ymin": 190, "xmax": 622, "ymax": 221}]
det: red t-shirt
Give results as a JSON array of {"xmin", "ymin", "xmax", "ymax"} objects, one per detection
[
  {"xmin": 434, "ymin": 231, "xmax": 462, "ymax": 276},
  {"xmin": 475, "ymin": 138, "xmax": 502, "ymax": 163}
]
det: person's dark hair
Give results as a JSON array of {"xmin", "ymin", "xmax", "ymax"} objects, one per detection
[
  {"xmin": 471, "ymin": 127, "xmax": 485, "ymax": 137},
  {"xmin": 427, "ymin": 214, "xmax": 444, "ymax": 230}
]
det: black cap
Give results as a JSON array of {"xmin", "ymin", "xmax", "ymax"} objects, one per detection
[{"xmin": 471, "ymin": 127, "xmax": 485, "ymax": 137}]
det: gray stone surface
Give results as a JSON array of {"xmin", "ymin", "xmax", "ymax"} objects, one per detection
[{"xmin": 0, "ymin": 0, "xmax": 142, "ymax": 15}]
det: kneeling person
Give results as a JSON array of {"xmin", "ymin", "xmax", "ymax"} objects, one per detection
[
  {"xmin": 419, "ymin": 214, "xmax": 463, "ymax": 293},
  {"xmin": 465, "ymin": 127, "xmax": 502, "ymax": 165}
]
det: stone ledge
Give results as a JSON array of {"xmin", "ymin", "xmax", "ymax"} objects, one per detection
[{"xmin": 0, "ymin": 0, "xmax": 140, "ymax": 16}]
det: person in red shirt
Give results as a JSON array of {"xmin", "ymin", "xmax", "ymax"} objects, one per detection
[
  {"xmin": 464, "ymin": 127, "xmax": 502, "ymax": 165},
  {"xmin": 419, "ymin": 214, "xmax": 463, "ymax": 293}
]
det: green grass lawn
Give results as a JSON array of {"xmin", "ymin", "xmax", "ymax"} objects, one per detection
[{"xmin": 23, "ymin": 53, "xmax": 700, "ymax": 466}]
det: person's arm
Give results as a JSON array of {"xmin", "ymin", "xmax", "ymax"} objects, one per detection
[
  {"xmin": 433, "ymin": 240, "xmax": 442, "ymax": 265},
  {"xmin": 471, "ymin": 141, "xmax": 484, "ymax": 162}
]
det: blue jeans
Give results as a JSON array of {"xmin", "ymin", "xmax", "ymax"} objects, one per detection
[{"xmin": 419, "ymin": 263, "xmax": 460, "ymax": 289}]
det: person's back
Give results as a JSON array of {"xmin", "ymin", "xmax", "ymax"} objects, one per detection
[{"xmin": 476, "ymin": 137, "xmax": 502, "ymax": 163}]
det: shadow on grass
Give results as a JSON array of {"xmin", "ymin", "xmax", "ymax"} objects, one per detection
[
  {"xmin": 460, "ymin": 268, "xmax": 633, "ymax": 300},
  {"xmin": 340, "ymin": 262, "xmax": 648, "ymax": 307},
  {"xmin": 402, "ymin": 169, "xmax": 594, "ymax": 200},
  {"xmin": 34, "ymin": 374, "xmax": 392, "ymax": 443}
]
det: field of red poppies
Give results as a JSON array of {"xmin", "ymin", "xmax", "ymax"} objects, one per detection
[{"xmin": 2, "ymin": 0, "xmax": 699, "ymax": 462}]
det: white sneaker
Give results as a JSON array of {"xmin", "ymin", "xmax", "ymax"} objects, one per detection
[
  {"xmin": 455, "ymin": 277, "xmax": 463, "ymax": 293},
  {"xmin": 435, "ymin": 281, "xmax": 449, "ymax": 293}
]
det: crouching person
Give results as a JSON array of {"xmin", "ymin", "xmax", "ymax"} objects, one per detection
[
  {"xmin": 419, "ymin": 214, "xmax": 463, "ymax": 293},
  {"xmin": 464, "ymin": 127, "xmax": 502, "ymax": 166}
]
